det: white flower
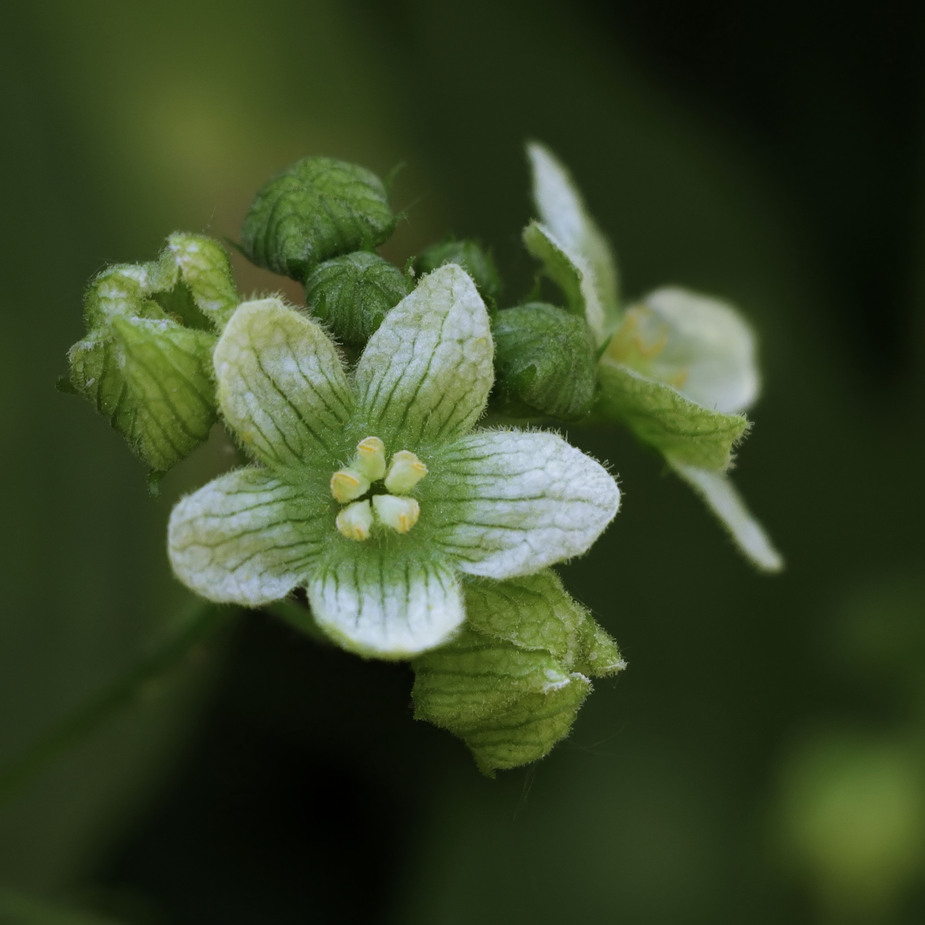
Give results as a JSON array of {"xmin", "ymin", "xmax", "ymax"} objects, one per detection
[
  {"xmin": 527, "ymin": 142, "xmax": 782, "ymax": 571},
  {"xmin": 168, "ymin": 265, "xmax": 621, "ymax": 658}
]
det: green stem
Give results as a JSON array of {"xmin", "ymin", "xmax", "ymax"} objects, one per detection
[{"xmin": 0, "ymin": 599, "xmax": 231, "ymax": 805}]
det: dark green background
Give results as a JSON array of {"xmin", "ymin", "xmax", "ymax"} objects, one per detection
[{"xmin": 2, "ymin": 2, "xmax": 924, "ymax": 922}]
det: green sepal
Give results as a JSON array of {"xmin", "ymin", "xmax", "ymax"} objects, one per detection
[
  {"xmin": 304, "ymin": 251, "xmax": 411, "ymax": 344},
  {"xmin": 68, "ymin": 315, "xmax": 218, "ymax": 473},
  {"xmin": 241, "ymin": 156, "xmax": 395, "ymax": 279},
  {"xmin": 412, "ymin": 570, "xmax": 624, "ymax": 775},
  {"xmin": 492, "ymin": 302, "xmax": 597, "ymax": 420},
  {"xmin": 415, "ymin": 239, "xmax": 502, "ymax": 304},
  {"xmin": 67, "ymin": 234, "xmax": 237, "ymax": 473},
  {"xmin": 597, "ymin": 360, "xmax": 749, "ymax": 470}
]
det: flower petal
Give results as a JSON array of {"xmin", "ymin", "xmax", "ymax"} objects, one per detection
[
  {"xmin": 669, "ymin": 459, "xmax": 783, "ymax": 572},
  {"xmin": 307, "ymin": 550, "xmax": 464, "ymax": 659},
  {"xmin": 168, "ymin": 467, "xmax": 328, "ymax": 605},
  {"xmin": 428, "ymin": 431, "xmax": 620, "ymax": 578},
  {"xmin": 354, "ymin": 264, "xmax": 493, "ymax": 446},
  {"xmin": 214, "ymin": 298, "xmax": 354, "ymax": 468},
  {"xmin": 527, "ymin": 142, "xmax": 621, "ymax": 340},
  {"xmin": 617, "ymin": 288, "xmax": 760, "ymax": 414}
]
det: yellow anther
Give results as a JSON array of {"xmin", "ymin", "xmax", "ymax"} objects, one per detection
[
  {"xmin": 372, "ymin": 494, "xmax": 421, "ymax": 533},
  {"xmin": 330, "ymin": 468, "xmax": 370, "ymax": 503},
  {"xmin": 336, "ymin": 500, "xmax": 373, "ymax": 541},
  {"xmin": 384, "ymin": 450, "xmax": 428, "ymax": 494},
  {"xmin": 354, "ymin": 436, "xmax": 387, "ymax": 481}
]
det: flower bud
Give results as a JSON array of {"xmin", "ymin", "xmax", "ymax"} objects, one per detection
[
  {"xmin": 415, "ymin": 239, "xmax": 502, "ymax": 304},
  {"xmin": 241, "ymin": 156, "xmax": 395, "ymax": 279},
  {"xmin": 492, "ymin": 302, "xmax": 597, "ymax": 419},
  {"xmin": 66, "ymin": 234, "xmax": 238, "ymax": 475},
  {"xmin": 412, "ymin": 570, "xmax": 624, "ymax": 775},
  {"xmin": 304, "ymin": 251, "xmax": 410, "ymax": 344}
]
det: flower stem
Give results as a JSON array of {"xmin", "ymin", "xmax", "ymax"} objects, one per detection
[{"xmin": 0, "ymin": 599, "xmax": 231, "ymax": 805}]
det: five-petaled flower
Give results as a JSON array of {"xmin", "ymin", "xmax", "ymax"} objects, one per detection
[{"xmin": 168, "ymin": 265, "xmax": 620, "ymax": 658}]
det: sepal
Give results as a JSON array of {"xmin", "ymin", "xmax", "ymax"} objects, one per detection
[
  {"xmin": 304, "ymin": 251, "xmax": 411, "ymax": 344},
  {"xmin": 241, "ymin": 156, "xmax": 395, "ymax": 279},
  {"xmin": 412, "ymin": 570, "xmax": 624, "ymax": 775},
  {"xmin": 492, "ymin": 302, "xmax": 597, "ymax": 419},
  {"xmin": 597, "ymin": 361, "xmax": 749, "ymax": 470}
]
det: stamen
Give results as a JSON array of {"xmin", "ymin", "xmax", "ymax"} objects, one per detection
[
  {"xmin": 330, "ymin": 468, "xmax": 370, "ymax": 503},
  {"xmin": 354, "ymin": 436, "xmax": 386, "ymax": 481},
  {"xmin": 336, "ymin": 500, "xmax": 373, "ymax": 541},
  {"xmin": 372, "ymin": 494, "xmax": 421, "ymax": 533},
  {"xmin": 384, "ymin": 450, "xmax": 428, "ymax": 493}
]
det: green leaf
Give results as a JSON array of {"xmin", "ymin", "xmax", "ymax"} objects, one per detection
[
  {"xmin": 241, "ymin": 156, "xmax": 395, "ymax": 279},
  {"xmin": 597, "ymin": 360, "xmax": 749, "ymax": 470},
  {"xmin": 304, "ymin": 250, "xmax": 411, "ymax": 344},
  {"xmin": 412, "ymin": 571, "xmax": 624, "ymax": 774},
  {"xmin": 415, "ymin": 239, "xmax": 502, "ymax": 304},
  {"xmin": 68, "ymin": 315, "xmax": 217, "ymax": 473},
  {"xmin": 492, "ymin": 302, "xmax": 597, "ymax": 419}
]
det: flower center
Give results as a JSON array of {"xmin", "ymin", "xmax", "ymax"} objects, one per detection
[
  {"xmin": 604, "ymin": 306, "xmax": 690, "ymax": 389},
  {"xmin": 330, "ymin": 436, "xmax": 428, "ymax": 541}
]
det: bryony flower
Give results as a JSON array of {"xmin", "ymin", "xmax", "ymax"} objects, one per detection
[
  {"xmin": 526, "ymin": 142, "xmax": 782, "ymax": 572},
  {"xmin": 168, "ymin": 265, "xmax": 620, "ymax": 658},
  {"xmin": 599, "ymin": 287, "xmax": 782, "ymax": 571}
]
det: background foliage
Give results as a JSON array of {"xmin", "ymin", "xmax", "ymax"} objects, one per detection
[{"xmin": 2, "ymin": 2, "xmax": 924, "ymax": 922}]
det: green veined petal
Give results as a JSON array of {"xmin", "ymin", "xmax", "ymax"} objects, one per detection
[
  {"xmin": 428, "ymin": 431, "xmax": 620, "ymax": 579},
  {"xmin": 168, "ymin": 467, "xmax": 328, "ymax": 605},
  {"xmin": 214, "ymin": 298, "xmax": 354, "ymax": 469},
  {"xmin": 355, "ymin": 265, "xmax": 494, "ymax": 447},
  {"xmin": 307, "ymin": 548, "xmax": 464, "ymax": 659}
]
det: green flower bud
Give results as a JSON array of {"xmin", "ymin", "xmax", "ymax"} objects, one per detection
[
  {"xmin": 241, "ymin": 156, "xmax": 395, "ymax": 279},
  {"xmin": 412, "ymin": 570, "xmax": 624, "ymax": 776},
  {"xmin": 66, "ymin": 234, "xmax": 238, "ymax": 475},
  {"xmin": 304, "ymin": 251, "xmax": 410, "ymax": 344},
  {"xmin": 492, "ymin": 302, "xmax": 597, "ymax": 419},
  {"xmin": 415, "ymin": 239, "xmax": 502, "ymax": 304}
]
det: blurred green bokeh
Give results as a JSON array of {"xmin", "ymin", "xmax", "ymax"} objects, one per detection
[{"xmin": 2, "ymin": 2, "xmax": 924, "ymax": 922}]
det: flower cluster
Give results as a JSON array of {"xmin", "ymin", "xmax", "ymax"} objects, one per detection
[{"xmin": 66, "ymin": 145, "xmax": 780, "ymax": 773}]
